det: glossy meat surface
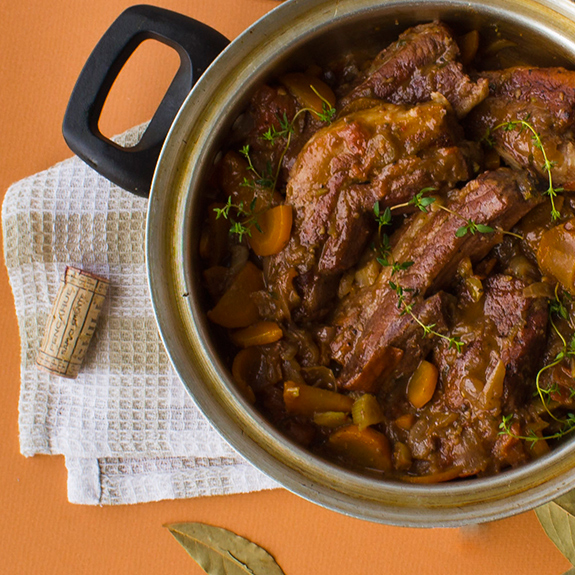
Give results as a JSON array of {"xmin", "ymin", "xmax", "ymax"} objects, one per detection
[
  {"xmin": 329, "ymin": 168, "xmax": 539, "ymax": 392},
  {"xmin": 202, "ymin": 20, "xmax": 575, "ymax": 483},
  {"xmin": 467, "ymin": 66, "xmax": 575, "ymax": 189},
  {"xmin": 265, "ymin": 100, "xmax": 479, "ymax": 321},
  {"xmin": 342, "ymin": 21, "xmax": 489, "ymax": 117}
]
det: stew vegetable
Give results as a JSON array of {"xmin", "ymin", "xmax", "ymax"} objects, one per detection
[{"xmin": 199, "ymin": 21, "xmax": 575, "ymax": 482}]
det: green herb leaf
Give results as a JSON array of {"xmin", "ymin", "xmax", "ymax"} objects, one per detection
[
  {"xmin": 455, "ymin": 225, "xmax": 469, "ymax": 238},
  {"xmin": 475, "ymin": 223, "xmax": 495, "ymax": 234},
  {"xmin": 373, "ymin": 202, "xmax": 392, "ymax": 231},
  {"xmin": 535, "ymin": 501, "xmax": 575, "ymax": 565},
  {"xmin": 166, "ymin": 522, "xmax": 286, "ymax": 575},
  {"xmin": 408, "ymin": 190, "xmax": 436, "ymax": 212},
  {"xmin": 488, "ymin": 118, "xmax": 562, "ymax": 220}
]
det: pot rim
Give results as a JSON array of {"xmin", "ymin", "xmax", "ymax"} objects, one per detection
[{"xmin": 147, "ymin": 0, "xmax": 575, "ymax": 527}]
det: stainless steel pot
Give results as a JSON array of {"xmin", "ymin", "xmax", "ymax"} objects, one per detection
[{"xmin": 64, "ymin": 0, "xmax": 575, "ymax": 527}]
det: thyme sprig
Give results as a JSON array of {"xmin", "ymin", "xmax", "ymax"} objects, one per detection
[
  {"xmin": 213, "ymin": 195, "xmax": 262, "ymax": 243},
  {"xmin": 498, "ymin": 412, "xmax": 575, "ymax": 446},
  {"xmin": 389, "ymin": 281, "xmax": 464, "ymax": 352},
  {"xmin": 219, "ymin": 85, "xmax": 336, "ymax": 242},
  {"xmin": 376, "ymin": 188, "xmax": 496, "ymax": 239},
  {"xmin": 260, "ymin": 85, "xmax": 336, "ymax": 191},
  {"xmin": 372, "ymin": 202, "xmax": 414, "ymax": 274},
  {"xmin": 486, "ymin": 117, "xmax": 563, "ymax": 220},
  {"xmin": 239, "ymin": 145, "xmax": 274, "ymax": 190},
  {"xmin": 376, "ymin": 186, "xmax": 525, "ymax": 245},
  {"xmin": 373, "ymin": 187, "xmax": 497, "ymax": 270},
  {"xmin": 499, "ymin": 287, "xmax": 575, "ymax": 444}
]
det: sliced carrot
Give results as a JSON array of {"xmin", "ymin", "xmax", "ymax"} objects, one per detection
[
  {"xmin": 230, "ymin": 348, "xmax": 259, "ymax": 404},
  {"xmin": 248, "ymin": 205, "xmax": 293, "ymax": 257},
  {"xmin": 279, "ymin": 73, "xmax": 336, "ymax": 117},
  {"xmin": 394, "ymin": 413, "xmax": 416, "ymax": 431},
  {"xmin": 207, "ymin": 261, "xmax": 264, "ymax": 328},
  {"xmin": 406, "ymin": 360, "xmax": 439, "ymax": 409},
  {"xmin": 328, "ymin": 425, "xmax": 392, "ymax": 472},
  {"xmin": 283, "ymin": 381, "xmax": 354, "ymax": 417},
  {"xmin": 537, "ymin": 219, "xmax": 575, "ymax": 294},
  {"xmin": 231, "ymin": 321, "xmax": 283, "ymax": 348}
]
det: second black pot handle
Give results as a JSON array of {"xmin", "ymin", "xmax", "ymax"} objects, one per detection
[{"xmin": 62, "ymin": 4, "xmax": 230, "ymax": 198}]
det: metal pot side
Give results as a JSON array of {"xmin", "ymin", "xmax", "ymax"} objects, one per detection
[{"xmin": 147, "ymin": 0, "xmax": 575, "ymax": 527}]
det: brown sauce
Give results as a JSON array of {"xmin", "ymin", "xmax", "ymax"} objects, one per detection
[{"xmin": 199, "ymin": 21, "xmax": 575, "ymax": 482}]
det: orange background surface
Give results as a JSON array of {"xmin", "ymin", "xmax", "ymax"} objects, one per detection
[{"xmin": 0, "ymin": 1, "xmax": 572, "ymax": 573}]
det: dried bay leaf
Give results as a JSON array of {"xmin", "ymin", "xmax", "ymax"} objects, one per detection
[
  {"xmin": 535, "ymin": 500, "xmax": 575, "ymax": 565},
  {"xmin": 555, "ymin": 490, "xmax": 575, "ymax": 516},
  {"xmin": 165, "ymin": 522, "xmax": 286, "ymax": 575}
]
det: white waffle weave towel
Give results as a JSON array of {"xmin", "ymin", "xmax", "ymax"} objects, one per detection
[{"xmin": 2, "ymin": 125, "xmax": 279, "ymax": 504}]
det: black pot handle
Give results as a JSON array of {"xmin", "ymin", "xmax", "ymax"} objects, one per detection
[{"xmin": 62, "ymin": 4, "xmax": 230, "ymax": 198}]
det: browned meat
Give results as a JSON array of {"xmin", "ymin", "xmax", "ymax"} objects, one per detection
[
  {"xmin": 329, "ymin": 168, "xmax": 540, "ymax": 392},
  {"xmin": 341, "ymin": 21, "xmax": 489, "ymax": 118},
  {"xmin": 407, "ymin": 274, "xmax": 549, "ymax": 476},
  {"xmin": 264, "ymin": 100, "xmax": 480, "ymax": 321},
  {"xmin": 203, "ymin": 19, "xmax": 575, "ymax": 483},
  {"xmin": 231, "ymin": 84, "xmax": 326, "ymax": 188},
  {"xmin": 332, "ymin": 291, "xmax": 454, "ymax": 394},
  {"xmin": 436, "ymin": 274, "xmax": 548, "ymax": 413},
  {"xmin": 484, "ymin": 275, "xmax": 549, "ymax": 409},
  {"xmin": 467, "ymin": 67, "xmax": 575, "ymax": 190}
]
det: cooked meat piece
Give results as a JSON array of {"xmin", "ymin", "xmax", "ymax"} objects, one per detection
[
  {"xmin": 408, "ymin": 274, "xmax": 549, "ymax": 477},
  {"xmin": 436, "ymin": 274, "xmax": 548, "ymax": 413},
  {"xmin": 467, "ymin": 66, "xmax": 575, "ymax": 190},
  {"xmin": 231, "ymin": 84, "xmax": 326, "ymax": 188},
  {"xmin": 406, "ymin": 404, "xmax": 495, "ymax": 477},
  {"xmin": 329, "ymin": 168, "xmax": 540, "ymax": 392},
  {"xmin": 484, "ymin": 275, "xmax": 549, "ymax": 409},
  {"xmin": 405, "ymin": 393, "xmax": 533, "ymax": 476},
  {"xmin": 264, "ymin": 100, "xmax": 480, "ymax": 322},
  {"xmin": 331, "ymin": 290, "xmax": 454, "ymax": 393},
  {"xmin": 341, "ymin": 21, "xmax": 489, "ymax": 118}
]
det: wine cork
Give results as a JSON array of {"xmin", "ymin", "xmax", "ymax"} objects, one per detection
[{"xmin": 36, "ymin": 266, "xmax": 109, "ymax": 378}]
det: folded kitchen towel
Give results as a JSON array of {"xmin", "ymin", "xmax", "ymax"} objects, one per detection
[{"xmin": 2, "ymin": 124, "xmax": 279, "ymax": 505}]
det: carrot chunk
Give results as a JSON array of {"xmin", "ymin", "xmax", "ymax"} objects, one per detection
[
  {"xmin": 406, "ymin": 360, "xmax": 439, "ymax": 409},
  {"xmin": 248, "ymin": 205, "xmax": 293, "ymax": 257},
  {"xmin": 329, "ymin": 425, "xmax": 392, "ymax": 472},
  {"xmin": 283, "ymin": 381, "xmax": 354, "ymax": 417},
  {"xmin": 207, "ymin": 261, "xmax": 264, "ymax": 328},
  {"xmin": 231, "ymin": 321, "xmax": 283, "ymax": 348},
  {"xmin": 537, "ymin": 218, "xmax": 575, "ymax": 294},
  {"xmin": 230, "ymin": 348, "xmax": 260, "ymax": 403},
  {"xmin": 279, "ymin": 73, "xmax": 336, "ymax": 117},
  {"xmin": 394, "ymin": 413, "xmax": 416, "ymax": 431}
]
